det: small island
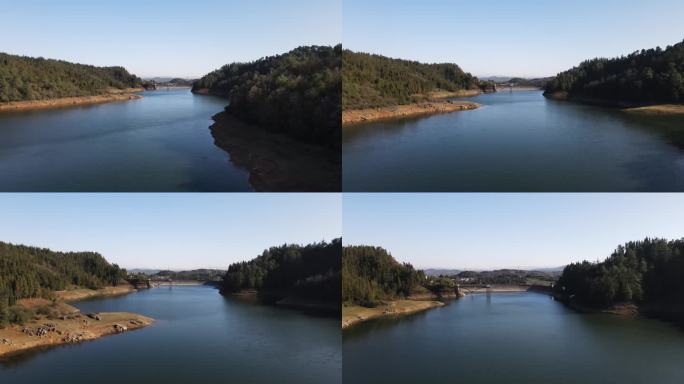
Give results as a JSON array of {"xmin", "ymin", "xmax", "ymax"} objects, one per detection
[{"xmin": 0, "ymin": 242, "xmax": 154, "ymax": 357}]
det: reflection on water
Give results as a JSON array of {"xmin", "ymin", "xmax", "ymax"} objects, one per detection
[
  {"xmin": 343, "ymin": 292, "xmax": 684, "ymax": 384},
  {"xmin": 1, "ymin": 286, "xmax": 340, "ymax": 384},
  {"xmin": 343, "ymin": 91, "xmax": 684, "ymax": 191},
  {"xmin": 0, "ymin": 89, "xmax": 251, "ymax": 191}
]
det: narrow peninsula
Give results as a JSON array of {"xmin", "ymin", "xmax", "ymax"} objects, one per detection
[
  {"xmin": 0, "ymin": 242, "xmax": 154, "ymax": 358},
  {"xmin": 544, "ymin": 39, "xmax": 684, "ymax": 115},
  {"xmin": 342, "ymin": 245, "xmax": 461, "ymax": 328},
  {"xmin": 219, "ymin": 238, "xmax": 341, "ymax": 314},
  {"xmin": 0, "ymin": 52, "xmax": 144, "ymax": 112},
  {"xmin": 192, "ymin": 45, "xmax": 341, "ymax": 192},
  {"xmin": 554, "ymin": 238, "xmax": 684, "ymax": 321},
  {"xmin": 341, "ymin": 50, "xmax": 490, "ymax": 126}
]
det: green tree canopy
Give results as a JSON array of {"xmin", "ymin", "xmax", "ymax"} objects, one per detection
[{"xmin": 0, "ymin": 52, "xmax": 142, "ymax": 102}]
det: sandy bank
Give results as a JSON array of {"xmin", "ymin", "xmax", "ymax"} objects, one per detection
[
  {"xmin": 0, "ymin": 91, "xmax": 143, "ymax": 112},
  {"xmin": 0, "ymin": 312, "xmax": 153, "ymax": 358},
  {"xmin": 210, "ymin": 112, "xmax": 340, "ymax": 192},
  {"xmin": 55, "ymin": 285, "xmax": 137, "ymax": 302},
  {"xmin": 623, "ymin": 104, "xmax": 684, "ymax": 115},
  {"xmin": 342, "ymin": 100, "xmax": 480, "ymax": 126},
  {"xmin": 342, "ymin": 300, "xmax": 444, "ymax": 329}
]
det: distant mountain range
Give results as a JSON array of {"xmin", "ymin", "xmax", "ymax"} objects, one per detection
[
  {"xmin": 478, "ymin": 76, "xmax": 553, "ymax": 87},
  {"xmin": 425, "ymin": 266, "xmax": 564, "ymax": 276},
  {"xmin": 143, "ymin": 77, "xmax": 197, "ymax": 86},
  {"xmin": 127, "ymin": 268, "xmax": 162, "ymax": 275}
]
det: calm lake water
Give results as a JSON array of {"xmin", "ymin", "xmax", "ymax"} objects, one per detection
[
  {"xmin": 0, "ymin": 286, "xmax": 340, "ymax": 384},
  {"xmin": 343, "ymin": 292, "xmax": 684, "ymax": 384},
  {"xmin": 343, "ymin": 91, "xmax": 684, "ymax": 191},
  {"xmin": 0, "ymin": 89, "xmax": 251, "ymax": 191}
]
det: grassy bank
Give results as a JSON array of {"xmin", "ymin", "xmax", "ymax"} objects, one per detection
[
  {"xmin": 342, "ymin": 300, "xmax": 444, "ymax": 329},
  {"xmin": 342, "ymin": 100, "xmax": 480, "ymax": 126},
  {"xmin": 210, "ymin": 112, "xmax": 340, "ymax": 192},
  {"xmin": 0, "ymin": 88, "xmax": 143, "ymax": 112}
]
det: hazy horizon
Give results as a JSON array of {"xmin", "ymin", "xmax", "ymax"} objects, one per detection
[
  {"xmin": 1, "ymin": 0, "xmax": 341, "ymax": 78},
  {"xmin": 344, "ymin": 0, "xmax": 684, "ymax": 78},
  {"xmin": 343, "ymin": 194, "xmax": 684, "ymax": 270},
  {"xmin": 0, "ymin": 194, "xmax": 341, "ymax": 270}
]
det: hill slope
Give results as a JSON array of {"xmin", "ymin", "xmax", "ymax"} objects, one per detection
[
  {"xmin": 545, "ymin": 40, "xmax": 684, "ymax": 104},
  {"xmin": 555, "ymin": 238, "xmax": 684, "ymax": 308},
  {"xmin": 0, "ymin": 242, "xmax": 126, "ymax": 308},
  {"xmin": 220, "ymin": 239, "xmax": 341, "ymax": 304},
  {"xmin": 342, "ymin": 50, "xmax": 483, "ymax": 110},
  {"xmin": 192, "ymin": 45, "xmax": 341, "ymax": 147},
  {"xmin": 342, "ymin": 245, "xmax": 427, "ymax": 306},
  {"xmin": 0, "ymin": 52, "xmax": 142, "ymax": 102}
]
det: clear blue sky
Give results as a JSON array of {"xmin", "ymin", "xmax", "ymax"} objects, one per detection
[
  {"xmin": 1, "ymin": 0, "xmax": 340, "ymax": 78},
  {"xmin": 344, "ymin": 0, "xmax": 684, "ymax": 78},
  {"xmin": 0, "ymin": 194, "xmax": 341, "ymax": 270},
  {"xmin": 343, "ymin": 194, "xmax": 684, "ymax": 270}
]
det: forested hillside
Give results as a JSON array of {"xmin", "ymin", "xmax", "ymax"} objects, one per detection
[
  {"xmin": 555, "ymin": 238, "xmax": 684, "ymax": 308},
  {"xmin": 0, "ymin": 52, "xmax": 142, "ymax": 102},
  {"xmin": 454, "ymin": 269, "xmax": 558, "ymax": 286},
  {"xmin": 342, "ymin": 245, "xmax": 426, "ymax": 307},
  {"xmin": 545, "ymin": 39, "xmax": 684, "ymax": 104},
  {"xmin": 220, "ymin": 238, "xmax": 341, "ymax": 302},
  {"xmin": 0, "ymin": 241, "xmax": 126, "ymax": 310},
  {"xmin": 151, "ymin": 269, "xmax": 224, "ymax": 282},
  {"xmin": 343, "ymin": 50, "xmax": 484, "ymax": 110},
  {"xmin": 192, "ymin": 45, "xmax": 341, "ymax": 147}
]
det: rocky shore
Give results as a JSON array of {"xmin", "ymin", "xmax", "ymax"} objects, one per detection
[
  {"xmin": 342, "ymin": 300, "xmax": 444, "ymax": 329},
  {"xmin": 342, "ymin": 100, "xmax": 480, "ymax": 126},
  {"xmin": 209, "ymin": 112, "xmax": 340, "ymax": 192},
  {"xmin": 0, "ymin": 310, "xmax": 153, "ymax": 358}
]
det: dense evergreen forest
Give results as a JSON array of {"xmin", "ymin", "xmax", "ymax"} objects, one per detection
[
  {"xmin": 504, "ymin": 77, "xmax": 552, "ymax": 88},
  {"xmin": 220, "ymin": 238, "xmax": 341, "ymax": 303},
  {"xmin": 545, "ymin": 39, "xmax": 684, "ymax": 104},
  {"xmin": 0, "ymin": 52, "xmax": 142, "ymax": 102},
  {"xmin": 192, "ymin": 45, "xmax": 341, "ymax": 147},
  {"xmin": 343, "ymin": 50, "xmax": 487, "ymax": 110},
  {"xmin": 454, "ymin": 269, "xmax": 558, "ymax": 286},
  {"xmin": 150, "ymin": 269, "xmax": 224, "ymax": 282},
  {"xmin": 0, "ymin": 242, "xmax": 126, "ymax": 326},
  {"xmin": 0, "ymin": 242, "xmax": 125, "ymax": 304},
  {"xmin": 342, "ymin": 245, "xmax": 426, "ymax": 307},
  {"xmin": 555, "ymin": 238, "xmax": 684, "ymax": 308}
]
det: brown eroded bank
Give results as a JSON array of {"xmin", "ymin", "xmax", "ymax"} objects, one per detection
[
  {"xmin": 342, "ymin": 100, "xmax": 480, "ymax": 126},
  {"xmin": 209, "ymin": 112, "xmax": 340, "ymax": 192},
  {"xmin": 0, "ymin": 294, "xmax": 153, "ymax": 358},
  {"xmin": 0, "ymin": 88, "xmax": 144, "ymax": 112},
  {"xmin": 342, "ymin": 300, "xmax": 445, "ymax": 329}
]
